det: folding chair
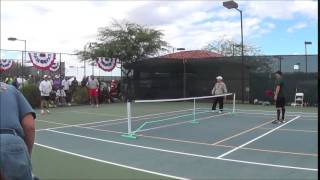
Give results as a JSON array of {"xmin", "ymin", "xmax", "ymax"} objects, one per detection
[{"xmin": 294, "ymin": 92, "xmax": 304, "ymax": 107}]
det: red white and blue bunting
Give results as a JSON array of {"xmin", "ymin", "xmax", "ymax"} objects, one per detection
[
  {"xmin": 0, "ymin": 59, "xmax": 13, "ymax": 72},
  {"xmin": 49, "ymin": 62, "xmax": 60, "ymax": 72},
  {"xmin": 96, "ymin": 57, "xmax": 117, "ymax": 72},
  {"xmin": 28, "ymin": 52, "xmax": 56, "ymax": 70}
]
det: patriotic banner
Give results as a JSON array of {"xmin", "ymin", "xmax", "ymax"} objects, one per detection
[
  {"xmin": 28, "ymin": 52, "xmax": 56, "ymax": 70},
  {"xmin": 0, "ymin": 59, "xmax": 13, "ymax": 72},
  {"xmin": 96, "ymin": 57, "xmax": 117, "ymax": 72},
  {"xmin": 49, "ymin": 62, "xmax": 60, "ymax": 72}
]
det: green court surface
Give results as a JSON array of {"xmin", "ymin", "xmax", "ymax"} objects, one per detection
[{"xmin": 32, "ymin": 103, "xmax": 318, "ymax": 180}]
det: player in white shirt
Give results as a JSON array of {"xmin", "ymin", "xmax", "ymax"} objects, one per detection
[{"xmin": 39, "ymin": 75, "xmax": 52, "ymax": 115}]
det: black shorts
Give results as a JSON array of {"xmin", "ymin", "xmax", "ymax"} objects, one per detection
[
  {"xmin": 41, "ymin": 96, "xmax": 50, "ymax": 101},
  {"xmin": 276, "ymin": 97, "xmax": 285, "ymax": 108}
]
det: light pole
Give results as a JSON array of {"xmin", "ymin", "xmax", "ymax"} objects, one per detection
[
  {"xmin": 172, "ymin": 47, "xmax": 186, "ymax": 53},
  {"xmin": 8, "ymin": 37, "xmax": 26, "ymax": 83},
  {"xmin": 232, "ymin": 43, "xmax": 241, "ymax": 56},
  {"xmin": 304, "ymin": 41, "xmax": 312, "ymax": 73},
  {"xmin": 83, "ymin": 42, "xmax": 92, "ymax": 78},
  {"xmin": 223, "ymin": 0, "xmax": 244, "ymax": 103}
]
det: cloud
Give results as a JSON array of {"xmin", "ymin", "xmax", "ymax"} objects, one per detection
[
  {"xmin": 0, "ymin": 0, "xmax": 317, "ymax": 57},
  {"xmin": 287, "ymin": 22, "xmax": 307, "ymax": 33},
  {"xmin": 245, "ymin": 1, "xmax": 318, "ymax": 20}
]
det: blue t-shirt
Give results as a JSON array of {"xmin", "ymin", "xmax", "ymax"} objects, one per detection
[{"xmin": 0, "ymin": 82, "xmax": 36, "ymax": 138}]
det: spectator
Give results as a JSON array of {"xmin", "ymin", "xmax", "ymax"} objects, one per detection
[
  {"xmin": 56, "ymin": 87, "xmax": 67, "ymax": 106},
  {"xmin": 62, "ymin": 77, "xmax": 71, "ymax": 106},
  {"xmin": 81, "ymin": 77, "xmax": 87, "ymax": 87},
  {"xmin": 39, "ymin": 75, "xmax": 52, "ymax": 115},
  {"xmin": 86, "ymin": 75, "xmax": 99, "ymax": 107},
  {"xmin": 52, "ymin": 75, "xmax": 61, "ymax": 91},
  {"xmin": 70, "ymin": 77, "xmax": 78, "ymax": 93}
]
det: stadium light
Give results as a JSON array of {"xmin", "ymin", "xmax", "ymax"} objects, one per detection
[
  {"xmin": 8, "ymin": 37, "xmax": 27, "ymax": 86},
  {"xmin": 304, "ymin": 41, "xmax": 312, "ymax": 73},
  {"xmin": 173, "ymin": 47, "xmax": 186, "ymax": 53},
  {"xmin": 223, "ymin": 0, "xmax": 245, "ymax": 103}
]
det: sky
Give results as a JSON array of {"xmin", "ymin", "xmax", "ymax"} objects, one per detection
[{"xmin": 0, "ymin": 0, "xmax": 318, "ymax": 78}]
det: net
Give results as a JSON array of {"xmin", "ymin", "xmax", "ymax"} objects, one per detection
[{"xmin": 122, "ymin": 93, "xmax": 235, "ymax": 139}]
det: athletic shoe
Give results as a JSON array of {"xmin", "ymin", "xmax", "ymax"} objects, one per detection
[
  {"xmin": 41, "ymin": 110, "xmax": 45, "ymax": 115},
  {"xmin": 272, "ymin": 120, "xmax": 280, "ymax": 124},
  {"xmin": 280, "ymin": 119, "xmax": 286, "ymax": 123},
  {"xmin": 46, "ymin": 110, "xmax": 50, "ymax": 114},
  {"xmin": 96, "ymin": 104, "xmax": 99, "ymax": 108},
  {"xmin": 68, "ymin": 103, "xmax": 71, "ymax": 106},
  {"xmin": 218, "ymin": 110, "xmax": 222, "ymax": 114},
  {"xmin": 211, "ymin": 110, "xmax": 215, "ymax": 112}
]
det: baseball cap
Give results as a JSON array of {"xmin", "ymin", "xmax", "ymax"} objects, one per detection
[
  {"xmin": 275, "ymin": 70, "xmax": 282, "ymax": 75},
  {"xmin": 216, "ymin": 76, "xmax": 223, "ymax": 80}
]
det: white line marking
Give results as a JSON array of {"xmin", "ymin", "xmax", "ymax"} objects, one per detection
[
  {"xmin": 217, "ymin": 116, "xmax": 301, "ymax": 158},
  {"xmin": 139, "ymin": 112, "xmax": 231, "ymax": 133},
  {"xmin": 211, "ymin": 119, "xmax": 275, "ymax": 145},
  {"xmin": 258, "ymin": 127, "xmax": 317, "ymax": 133},
  {"xmin": 38, "ymin": 109, "xmax": 194, "ymax": 131},
  {"xmin": 37, "ymin": 118, "xmax": 317, "ymax": 157},
  {"xmin": 42, "ymin": 128, "xmax": 317, "ymax": 171},
  {"xmin": 235, "ymin": 111, "xmax": 295, "ymax": 117},
  {"xmin": 219, "ymin": 157, "xmax": 317, "ymax": 172},
  {"xmin": 231, "ymin": 108, "xmax": 317, "ymax": 115},
  {"xmin": 36, "ymin": 119, "xmax": 68, "ymax": 126},
  {"xmin": 88, "ymin": 109, "xmax": 194, "ymax": 128},
  {"xmin": 34, "ymin": 143, "xmax": 189, "ymax": 180},
  {"xmin": 69, "ymin": 110, "xmax": 126, "ymax": 118}
]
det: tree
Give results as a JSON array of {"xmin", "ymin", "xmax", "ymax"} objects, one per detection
[
  {"xmin": 203, "ymin": 38, "xmax": 262, "ymax": 56},
  {"xmin": 76, "ymin": 20, "xmax": 169, "ymax": 100},
  {"xmin": 77, "ymin": 20, "xmax": 168, "ymax": 63}
]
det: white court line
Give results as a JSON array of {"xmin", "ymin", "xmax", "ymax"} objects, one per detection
[
  {"xmin": 69, "ymin": 110, "xmax": 126, "ymax": 118},
  {"xmin": 258, "ymin": 127, "xmax": 317, "ymax": 133},
  {"xmin": 36, "ymin": 109, "xmax": 194, "ymax": 131},
  {"xmin": 235, "ymin": 111, "xmax": 295, "ymax": 117},
  {"xmin": 138, "ymin": 112, "xmax": 232, "ymax": 133},
  {"xmin": 217, "ymin": 116, "xmax": 301, "ymax": 159},
  {"xmin": 211, "ymin": 119, "xmax": 275, "ymax": 145},
  {"xmin": 34, "ymin": 143, "xmax": 189, "ymax": 180},
  {"xmin": 231, "ymin": 108, "xmax": 317, "ymax": 115},
  {"xmin": 36, "ymin": 119, "xmax": 69, "ymax": 126},
  {"xmin": 88, "ymin": 109, "xmax": 194, "ymax": 128},
  {"xmin": 42, "ymin": 129, "xmax": 317, "ymax": 171},
  {"xmin": 37, "ymin": 120, "xmax": 317, "ymax": 157}
]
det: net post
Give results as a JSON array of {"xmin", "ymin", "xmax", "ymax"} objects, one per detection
[
  {"xmin": 232, "ymin": 93, "xmax": 236, "ymax": 113},
  {"xmin": 191, "ymin": 98, "xmax": 199, "ymax": 124},
  {"xmin": 121, "ymin": 101, "xmax": 137, "ymax": 139}
]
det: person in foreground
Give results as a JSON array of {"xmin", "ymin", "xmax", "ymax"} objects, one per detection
[
  {"xmin": 0, "ymin": 81, "xmax": 36, "ymax": 180},
  {"xmin": 272, "ymin": 70, "xmax": 286, "ymax": 124},
  {"xmin": 211, "ymin": 76, "xmax": 228, "ymax": 113}
]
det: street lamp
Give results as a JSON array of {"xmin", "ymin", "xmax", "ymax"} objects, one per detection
[
  {"xmin": 8, "ymin": 37, "xmax": 27, "ymax": 86},
  {"xmin": 304, "ymin": 41, "xmax": 312, "ymax": 73},
  {"xmin": 172, "ymin": 47, "xmax": 186, "ymax": 53},
  {"xmin": 83, "ymin": 42, "xmax": 92, "ymax": 77},
  {"xmin": 232, "ymin": 43, "xmax": 241, "ymax": 56},
  {"xmin": 223, "ymin": 0, "xmax": 244, "ymax": 103}
]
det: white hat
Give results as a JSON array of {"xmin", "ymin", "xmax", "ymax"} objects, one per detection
[
  {"xmin": 216, "ymin": 76, "xmax": 223, "ymax": 80},
  {"xmin": 55, "ymin": 75, "xmax": 59, "ymax": 78},
  {"xmin": 43, "ymin": 75, "xmax": 48, "ymax": 78}
]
